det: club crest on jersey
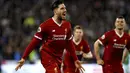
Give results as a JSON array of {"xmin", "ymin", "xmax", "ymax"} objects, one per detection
[
  {"xmin": 64, "ymin": 28, "xmax": 67, "ymax": 35},
  {"xmin": 37, "ymin": 27, "xmax": 41, "ymax": 32},
  {"xmin": 113, "ymin": 39, "xmax": 117, "ymax": 42},
  {"xmin": 52, "ymin": 29, "xmax": 55, "ymax": 32},
  {"xmin": 125, "ymin": 39, "xmax": 127, "ymax": 45},
  {"xmin": 80, "ymin": 46, "xmax": 83, "ymax": 51}
]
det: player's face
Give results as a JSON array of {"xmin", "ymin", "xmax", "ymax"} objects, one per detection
[
  {"xmin": 74, "ymin": 29, "xmax": 83, "ymax": 39},
  {"xmin": 55, "ymin": 4, "xmax": 67, "ymax": 20},
  {"xmin": 115, "ymin": 18, "xmax": 126, "ymax": 30}
]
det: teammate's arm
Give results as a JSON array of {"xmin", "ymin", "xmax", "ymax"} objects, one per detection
[
  {"xmin": 82, "ymin": 41, "xmax": 93, "ymax": 58},
  {"xmin": 126, "ymin": 37, "xmax": 130, "ymax": 53},
  {"xmin": 94, "ymin": 40, "xmax": 104, "ymax": 65},
  {"xmin": 83, "ymin": 51, "xmax": 93, "ymax": 58},
  {"xmin": 122, "ymin": 48, "xmax": 129, "ymax": 63},
  {"xmin": 61, "ymin": 49, "xmax": 66, "ymax": 72}
]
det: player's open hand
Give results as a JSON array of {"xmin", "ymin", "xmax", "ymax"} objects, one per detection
[
  {"xmin": 97, "ymin": 59, "xmax": 104, "ymax": 65},
  {"xmin": 15, "ymin": 58, "xmax": 25, "ymax": 71},
  {"xmin": 74, "ymin": 60, "xmax": 85, "ymax": 73}
]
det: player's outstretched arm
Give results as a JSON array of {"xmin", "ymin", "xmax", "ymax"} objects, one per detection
[
  {"xmin": 15, "ymin": 58, "xmax": 25, "ymax": 71},
  {"xmin": 15, "ymin": 37, "xmax": 41, "ymax": 71},
  {"xmin": 94, "ymin": 40, "xmax": 104, "ymax": 65}
]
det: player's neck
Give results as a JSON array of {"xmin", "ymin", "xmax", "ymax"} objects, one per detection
[
  {"xmin": 53, "ymin": 16, "xmax": 62, "ymax": 24},
  {"xmin": 115, "ymin": 28, "xmax": 124, "ymax": 35},
  {"xmin": 73, "ymin": 37, "xmax": 82, "ymax": 43},
  {"xmin": 73, "ymin": 37, "xmax": 82, "ymax": 45}
]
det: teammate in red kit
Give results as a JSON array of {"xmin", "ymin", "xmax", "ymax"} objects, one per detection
[
  {"xmin": 63, "ymin": 25, "xmax": 93, "ymax": 73},
  {"xmin": 15, "ymin": 0, "xmax": 84, "ymax": 73},
  {"xmin": 94, "ymin": 16, "xmax": 130, "ymax": 73}
]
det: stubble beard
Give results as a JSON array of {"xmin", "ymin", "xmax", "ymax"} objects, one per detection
[
  {"xmin": 118, "ymin": 28, "xmax": 123, "ymax": 30},
  {"xmin": 74, "ymin": 36, "xmax": 82, "ymax": 42},
  {"xmin": 59, "ymin": 16, "xmax": 63, "ymax": 21}
]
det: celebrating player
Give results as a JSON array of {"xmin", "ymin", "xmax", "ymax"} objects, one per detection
[
  {"xmin": 94, "ymin": 16, "xmax": 130, "ymax": 73},
  {"xmin": 15, "ymin": 0, "xmax": 84, "ymax": 73},
  {"xmin": 62, "ymin": 25, "xmax": 93, "ymax": 73}
]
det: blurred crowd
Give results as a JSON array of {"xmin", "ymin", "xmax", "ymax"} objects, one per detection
[{"xmin": 0, "ymin": 0, "xmax": 130, "ymax": 64}]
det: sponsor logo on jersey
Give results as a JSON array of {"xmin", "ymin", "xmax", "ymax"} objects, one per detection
[
  {"xmin": 113, "ymin": 43, "xmax": 126, "ymax": 49},
  {"xmin": 51, "ymin": 28, "xmax": 68, "ymax": 40},
  {"xmin": 76, "ymin": 51, "xmax": 83, "ymax": 55},
  {"xmin": 52, "ymin": 34, "xmax": 67, "ymax": 40}
]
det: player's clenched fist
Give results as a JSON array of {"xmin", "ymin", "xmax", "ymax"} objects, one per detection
[
  {"xmin": 15, "ymin": 58, "xmax": 25, "ymax": 71},
  {"xmin": 97, "ymin": 59, "xmax": 104, "ymax": 65}
]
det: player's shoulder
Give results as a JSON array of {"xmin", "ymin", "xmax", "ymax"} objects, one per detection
[
  {"xmin": 124, "ymin": 32, "xmax": 130, "ymax": 37},
  {"xmin": 100, "ymin": 30, "xmax": 114, "ymax": 39},
  {"xmin": 45, "ymin": 18, "xmax": 53, "ymax": 23},
  {"xmin": 105, "ymin": 30, "xmax": 115, "ymax": 35},
  {"xmin": 81, "ymin": 38, "xmax": 88, "ymax": 44},
  {"xmin": 40, "ymin": 18, "xmax": 52, "ymax": 27},
  {"xmin": 107, "ymin": 30, "xmax": 115, "ymax": 33},
  {"xmin": 82, "ymin": 38, "xmax": 86, "ymax": 42},
  {"xmin": 123, "ymin": 33, "xmax": 130, "ymax": 41},
  {"xmin": 63, "ymin": 20, "xmax": 71, "ymax": 25},
  {"xmin": 63, "ymin": 20, "xmax": 70, "ymax": 23}
]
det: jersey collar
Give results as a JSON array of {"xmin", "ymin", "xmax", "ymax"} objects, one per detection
[
  {"xmin": 114, "ymin": 29, "xmax": 124, "ymax": 38},
  {"xmin": 73, "ymin": 38, "xmax": 82, "ymax": 45},
  {"xmin": 52, "ymin": 17, "xmax": 62, "ymax": 27}
]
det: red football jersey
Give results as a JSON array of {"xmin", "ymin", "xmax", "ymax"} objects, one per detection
[
  {"xmin": 35, "ymin": 18, "xmax": 71, "ymax": 56},
  {"xmin": 64, "ymin": 39, "xmax": 90, "ymax": 68},
  {"xmin": 98, "ymin": 29, "xmax": 130, "ymax": 65},
  {"xmin": 22, "ymin": 18, "xmax": 78, "ymax": 63}
]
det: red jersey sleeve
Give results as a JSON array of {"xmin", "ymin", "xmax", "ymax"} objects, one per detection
[
  {"xmin": 22, "ymin": 38, "xmax": 41, "ymax": 59},
  {"xmin": 66, "ymin": 23, "xmax": 73, "ymax": 40},
  {"xmin": 34, "ymin": 23, "xmax": 47, "ymax": 40},
  {"xmin": 98, "ymin": 31, "xmax": 110, "ymax": 46},
  {"xmin": 66, "ymin": 23, "xmax": 78, "ymax": 61},
  {"xmin": 22, "ymin": 22, "xmax": 46, "ymax": 59},
  {"xmin": 66, "ymin": 40, "xmax": 78, "ymax": 61},
  {"xmin": 83, "ymin": 40, "xmax": 90, "ymax": 53}
]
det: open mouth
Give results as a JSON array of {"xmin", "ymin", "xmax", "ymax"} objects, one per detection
[{"xmin": 62, "ymin": 13, "xmax": 66, "ymax": 16}]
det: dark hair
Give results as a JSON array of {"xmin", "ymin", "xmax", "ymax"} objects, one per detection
[
  {"xmin": 117, "ymin": 16, "xmax": 124, "ymax": 19},
  {"xmin": 51, "ymin": 0, "xmax": 64, "ymax": 11}
]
